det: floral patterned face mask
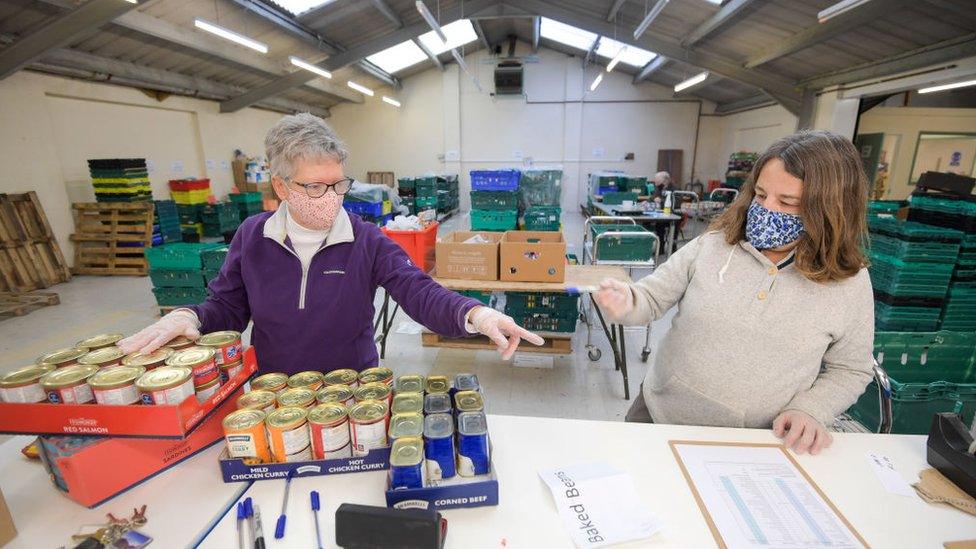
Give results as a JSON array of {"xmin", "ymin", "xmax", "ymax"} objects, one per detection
[{"xmin": 745, "ymin": 200, "xmax": 804, "ymax": 250}]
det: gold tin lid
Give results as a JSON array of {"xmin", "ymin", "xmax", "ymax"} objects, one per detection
[
  {"xmin": 348, "ymin": 399, "xmax": 388, "ymax": 423},
  {"xmin": 308, "ymin": 403, "xmax": 347, "ymax": 425},
  {"xmin": 165, "ymin": 347, "xmax": 216, "ymax": 368},
  {"xmin": 135, "ymin": 366, "xmax": 192, "ymax": 391},
  {"xmin": 425, "ymin": 375, "xmax": 450, "ymax": 394},
  {"xmin": 76, "ymin": 333, "xmax": 124, "ymax": 349},
  {"xmin": 394, "ymin": 375, "xmax": 425, "ymax": 394},
  {"xmin": 237, "ymin": 390, "xmax": 277, "ymax": 410},
  {"xmin": 223, "ymin": 408, "xmax": 266, "ymax": 431},
  {"xmin": 390, "ymin": 437, "xmax": 424, "ymax": 467},
  {"xmin": 122, "ymin": 347, "xmax": 174, "ymax": 367},
  {"xmin": 454, "ymin": 390, "xmax": 485, "ymax": 413},
  {"xmin": 323, "ymin": 369, "xmax": 358, "ymax": 386},
  {"xmin": 266, "ymin": 406, "xmax": 308, "ymax": 430},
  {"xmin": 36, "ymin": 347, "xmax": 89, "ymax": 367},
  {"xmin": 0, "ymin": 364, "xmax": 56, "ymax": 388},
  {"xmin": 163, "ymin": 335, "xmax": 193, "ymax": 348},
  {"xmin": 277, "ymin": 388, "xmax": 316, "ymax": 408},
  {"xmin": 391, "ymin": 392, "xmax": 424, "ymax": 415},
  {"xmin": 354, "ymin": 382, "xmax": 391, "ymax": 403},
  {"xmin": 220, "ymin": 359, "xmax": 244, "ymax": 370},
  {"xmin": 197, "ymin": 378, "xmax": 220, "ymax": 391},
  {"xmin": 77, "ymin": 346, "xmax": 125, "ymax": 366},
  {"xmin": 252, "ymin": 372, "xmax": 289, "ymax": 391},
  {"xmin": 89, "ymin": 366, "xmax": 146, "ymax": 390},
  {"xmin": 358, "ymin": 367, "xmax": 393, "ymax": 385},
  {"xmin": 40, "ymin": 365, "xmax": 98, "ymax": 390},
  {"xmin": 317, "ymin": 385, "xmax": 353, "ymax": 403},
  {"xmin": 388, "ymin": 412, "xmax": 424, "ymax": 439},
  {"xmin": 288, "ymin": 371, "xmax": 325, "ymax": 389},
  {"xmin": 197, "ymin": 331, "xmax": 241, "ymax": 347}
]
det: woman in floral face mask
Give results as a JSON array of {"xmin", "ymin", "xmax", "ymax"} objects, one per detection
[
  {"xmin": 120, "ymin": 113, "xmax": 543, "ymax": 374},
  {"xmin": 594, "ymin": 130, "xmax": 874, "ymax": 456}
]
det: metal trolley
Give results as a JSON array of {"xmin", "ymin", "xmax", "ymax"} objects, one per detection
[
  {"xmin": 677, "ymin": 188, "xmax": 741, "ymax": 240},
  {"xmin": 582, "ymin": 216, "xmax": 661, "ymax": 364}
]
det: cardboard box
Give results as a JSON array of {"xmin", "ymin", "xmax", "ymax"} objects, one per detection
[
  {"xmin": 435, "ymin": 231, "xmax": 502, "ymax": 281},
  {"xmin": 500, "ymin": 231, "xmax": 567, "ymax": 283},
  {"xmin": 0, "ymin": 487, "xmax": 15, "ymax": 546},
  {"xmin": 232, "ymin": 159, "xmax": 247, "ymax": 190},
  {"xmin": 385, "ymin": 468, "xmax": 499, "ymax": 511},
  {"xmin": 219, "ymin": 446, "xmax": 391, "ymax": 483}
]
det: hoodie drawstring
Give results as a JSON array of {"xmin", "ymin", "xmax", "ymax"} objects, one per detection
[{"xmin": 718, "ymin": 246, "xmax": 736, "ymax": 284}]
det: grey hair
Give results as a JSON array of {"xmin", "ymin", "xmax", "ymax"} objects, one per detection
[
  {"xmin": 264, "ymin": 112, "xmax": 349, "ymax": 180},
  {"xmin": 653, "ymin": 171, "xmax": 672, "ymax": 186}
]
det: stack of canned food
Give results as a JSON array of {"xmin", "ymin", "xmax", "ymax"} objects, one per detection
[{"xmin": 0, "ymin": 330, "xmax": 245, "ymax": 406}]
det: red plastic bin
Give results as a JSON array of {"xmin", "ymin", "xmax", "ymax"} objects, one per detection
[
  {"xmin": 168, "ymin": 178, "xmax": 211, "ymax": 191},
  {"xmin": 381, "ymin": 222, "xmax": 439, "ymax": 273}
]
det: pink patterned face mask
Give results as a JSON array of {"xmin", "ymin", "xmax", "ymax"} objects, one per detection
[{"xmin": 284, "ymin": 185, "xmax": 343, "ymax": 230}]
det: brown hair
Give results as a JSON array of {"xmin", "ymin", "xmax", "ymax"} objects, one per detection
[{"xmin": 709, "ymin": 130, "xmax": 868, "ymax": 283}]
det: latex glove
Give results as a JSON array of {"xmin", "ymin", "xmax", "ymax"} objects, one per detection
[
  {"xmin": 773, "ymin": 410, "xmax": 833, "ymax": 455},
  {"xmin": 116, "ymin": 309, "xmax": 201, "ymax": 355},
  {"xmin": 592, "ymin": 278, "xmax": 634, "ymax": 321},
  {"xmin": 468, "ymin": 306, "xmax": 545, "ymax": 360}
]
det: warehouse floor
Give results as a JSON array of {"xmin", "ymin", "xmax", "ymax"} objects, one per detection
[{"xmin": 0, "ymin": 211, "xmax": 683, "ymax": 421}]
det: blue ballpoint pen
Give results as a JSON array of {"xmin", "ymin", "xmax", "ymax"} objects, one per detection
[
  {"xmin": 310, "ymin": 491, "xmax": 323, "ymax": 549},
  {"xmin": 236, "ymin": 502, "xmax": 247, "ymax": 549},
  {"xmin": 275, "ymin": 469, "xmax": 295, "ymax": 539}
]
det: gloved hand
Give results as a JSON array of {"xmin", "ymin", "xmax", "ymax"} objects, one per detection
[
  {"xmin": 467, "ymin": 306, "xmax": 545, "ymax": 360},
  {"xmin": 117, "ymin": 309, "xmax": 201, "ymax": 355},
  {"xmin": 773, "ymin": 410, "xmax": 833, "ymax": 455},
  {"xmin": 592, "ymin": 278, "xmax": 634, "ymax": 321}
]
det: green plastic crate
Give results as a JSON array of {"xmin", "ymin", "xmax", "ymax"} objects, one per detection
[
  {"xmin": 144, "ymin": 243, "xmax": 224, "ymax": 269},
  {"xmin": 508, "ymin": 310, "xmax": 578, "ymax": 333},
  {"xmin": 152, "ymin": 286, "xmax": 209, "ymax": 307},
  {"xmin": 471, "ymin": 209, "xmax": 517, "ymax": 231},
  {"xmin": 519, "ymin": 169, "xmax": 562, "ymax": 208},
  {"xmin": 522, "ymin": 206, "xmax": 561, "ymax": 231},
  {"xmin": 148, "ymin": 269, "xmax": 206, "ymax": 288},
  {"xmin": 505, "ymin": 292, "xmax": 579, "ymax": 314},
  {"xmin": 203, "ymin": 268, "xmax": 221, "ymax": 285},
  {"xmin": 200, "ymin": 247, "xmax": 229, "ymax": 269},
  {"xmin": 590, "ymin": 225, "xmax": 656, "ymax": 262},
  {"xmin": 229, "ymin": 192, "xmax": 262, "ymax": 204},
  {"xmin": 459, "ymin": 290, "xmax": 493, "ymax": 306},
  {"xmin": 470, "ymin": 191, "xmax": 519, "ymax": 210},
  {"xmin": 602, "ymin": 192, "xmax": 639, "ymax": 205}
]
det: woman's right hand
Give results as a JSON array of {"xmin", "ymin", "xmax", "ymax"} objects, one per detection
[
  {"xmin": 117, "ymin": 309, "xmax": 201, "ymax": 355},
  {"xmin": 593, "ymin": 278, "xmax": 634, "ymax": 320}
]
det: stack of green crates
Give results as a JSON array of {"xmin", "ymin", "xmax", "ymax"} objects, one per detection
[
  {"xmin": 602, "ymin": 192, "xmax": 639, "ymax": 205},
  {"xmin": 471, "ymin": 190, "xmax": 518, "ymax": 231},
  {"xmin": 867, "ymin": 200, "xmax": 907, "ymax": 219},
  {"xmin": 229, "ymin": 192, "xmax": 264, "ymax": 221},
  {"xmin": 908, "ymin": 194, "xmax": 976, "ymax": 232},
  {"xmin": 505, "ymin": 292, "xmax": 579, "ymax": 333},
  {"xmin": 519, "ymin": 169, "xmax": 562, "ymax": 209},
  {"xmin": 589, "ymin": 225, "xmax": 656, "ymax": 262},
  {"xmin": 88, "ymin": 159, "xmax": 152, "ymax": 202},
  {"xmin": 153, "ymin": 200, "xmax": 182, "ymax": 245},
  {"xmin": 201, "ymin": 247, "xmax": 229, "ymax": 285},
  {"xmin": 522, "ymin": 206, "xmax": 560, "ymax": 231},
  {"xmin": 415, "ymin": 176, "xmax": 437, "ymax": 214},
  {"xmin": 847, "ymin": 330, "xmax": 976, "ymax": 434},
  {"xmin": 144, "ymin": 243, "xmax": 226, "ymax": 307},
  {"xmin": 200, "ymin": 202, "xmax": 241, "ymax": 237},
  {"xmin": 436, "ymin": 175, "xmax": 459, "ymax": 215},
  {"xmin": 621, "ymin": 176, "xmax": 648, "ymax": 194}
]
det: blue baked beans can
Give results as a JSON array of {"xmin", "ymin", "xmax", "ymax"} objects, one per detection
[
  {"xmin": 423, "ymin": 413, "xmax": 456, "ymax": 480},
  {"xmin": 424, "ymin": 392, "xmax": 452, "ymax": 415},
  {"xmin": 457, "ymin": 411, "xmax": 490, "ymax": 476},
  {"xmin": 389, "ymin": 437, "xmax": 425, "ymax": 490},
  {"xmin": 454, "ymin": 373, "xmax": 480, "ymax": 393}
]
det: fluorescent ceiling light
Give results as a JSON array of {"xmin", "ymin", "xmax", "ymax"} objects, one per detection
[
  {"xmin": 918, "ymin": 79, "xmax": 976, "ymax": 94},
  {"xmin": 589, "ymin": 73, "xmax": 604, "ymax": 92},
  {"xmin": 596, "ymin": 37, "xmax": 657, "ymax": 69},
  {"xmin": 289, "ymin": 56, "xmax": 332, "ymax": 79},
  {"xmin": 703, "ymin": 0, "xmax": 723, "ymax": 4},
  {"xmin": 606, "ymin": 47, "xmax": 626, "ymax": 72},
  {"xmin": 817, "ymin": 0, "xmax": 871, "ymax": 23},
  {"xmin": 419, "ymin": 19, "xmax": 477, "ymax": 56},
  {"xmin": 194, "ymin": 19, "xmax": 268, "ymax": 54},
  {"xmin": 450, "ymin": 49, "xmax": 483, "ymax": 92},
  {"xmin": 674, "ymin": 71, "xmax": 708, "ymax": 92},
  {"xmin": 634, "ymin": 0, "xmax": 670, "ymax": 40},
  {"xmin": 347, "ymin": 80, "xmax": 375, "ymax": 96},
  {"xmin": 416, "ymin": 1, "xmax": 447, "ymax": 44},
  {"xmin": 382, "ymin": 96, "xmax": 401, "ymax": 107},
  {"xmin": 540, "ymin": 17, "xmax": 598, "ymax": 51},
  {"xmin": 366, "ymin": 41, "xmax": 428, "ymax": 74},
  {"xmin": 275, "ymin": 0, "xmax": 337, "ymax": 16}
]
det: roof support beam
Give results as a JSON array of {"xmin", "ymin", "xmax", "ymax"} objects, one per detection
[
  {"xmin": 714, "ymin": 93, "xmax": 775, "ymax": 114},
  {"xmin": 371, "ymin": 0, "xmax": 404, "ymax": 28},
  {"xmin": 532, "ymin": 16, "xmax": 541, "ymax": 53},
  {"xmin": 633, "ymin": 55, "xmax": 668, "ymax": 84},
  {"xmin": 221, "ymin": 0, "xmax": 497, "ymax": 113},
  {"xmin": 414, "ymin": 39, "xmax": 444, "ymax": 71},
  {"xmin": 584, "ymin": 36, "xmax": 601, "ymax": 68},
  {"xmin": 0, "ymin": 0, "xmax": 140, "ymax": 80},
  {"xmin": 472, "ymin": 19, "xmax": 491, "ymax": 51},
  {"xmin": 682, "ymin": 0, "xmax": 758, "ymax": 48},
  {"xmin": 606, "ymin": 0, "xmax": 627, "ymax": 22},
  {"xmin": 744, "ymin": 0, "xmax": 912, "ymax": 68}
]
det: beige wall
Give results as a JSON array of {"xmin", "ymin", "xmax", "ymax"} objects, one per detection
[
  {"xmin": 0, "ymin": 71, "xmax": 285, "ymax": 265},
  {"xmin": 695, "ymin": 104, "xmax": 799, "ymax": 185}
]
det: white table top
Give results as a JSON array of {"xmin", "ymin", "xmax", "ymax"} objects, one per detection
[
  {"xmin": 1, "ymin": 415, "xmax": 972, "ymax": 548},
  {"xmin": 591, "ymin": 201, "xmax": 681, "ymax": 221}
]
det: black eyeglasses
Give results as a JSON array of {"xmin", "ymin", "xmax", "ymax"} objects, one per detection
[{"xmin": 285, "ymin": 177, "xmax": 354, "ymax": 198}]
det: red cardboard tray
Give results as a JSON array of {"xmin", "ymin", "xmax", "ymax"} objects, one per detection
[{"xmin": 0, "ymin": 347, "xmax": 258, "ymax": 439}]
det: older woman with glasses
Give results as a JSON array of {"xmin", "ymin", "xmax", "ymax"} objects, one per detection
[{"xmin": 119, "ymin": 113, "xmax": 543, "ymax": 374}]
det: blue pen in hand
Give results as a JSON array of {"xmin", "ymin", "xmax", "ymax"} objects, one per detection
[
  {"xmin": 311, "ymin": 491, "xmax": 323, "ymax": 549},
  {"xmin": 275, "ymin": 469, "xmax": 295, "ymax": 539}
]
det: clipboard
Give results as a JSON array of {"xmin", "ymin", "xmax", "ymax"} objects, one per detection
[{"xmin": 669, "ymin": 440, "xmax": 869, "ymax": 549}]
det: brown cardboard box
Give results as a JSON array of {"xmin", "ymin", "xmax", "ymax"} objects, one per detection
[
  {"xmin": 232, "ymin": 159, "xmax": 247, "ymax": 190},
  {"xmin": 500, "ymin": 231, "xmax": 566, "ymax": 283},
  {"xmin": 436, "ymin": 231, "xmax": 502, "ymax": 280},
  {"xmin": 0, "ymin": 486, "xmax": 15, "ymax": 545}
]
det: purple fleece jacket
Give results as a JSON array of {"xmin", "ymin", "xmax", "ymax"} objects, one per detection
[{"xmin": 189, "ymin": 210, "xmax": 481, "ymax": 375}]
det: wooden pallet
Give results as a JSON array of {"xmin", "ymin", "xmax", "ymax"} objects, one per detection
[
  {"xmin": 0, "ymin": 192, "xmax": 71, "ymax": 292},
  {"xmin": 421, "ymin": 331, "xmax": 573, "ymax": 354},
  {"xmin": 0, "ymin": 291, "xmax": 60, "ymax": 319},
  {"xmin": 71, "ymin": 202, "xmax": 154, "ymax": 276}
]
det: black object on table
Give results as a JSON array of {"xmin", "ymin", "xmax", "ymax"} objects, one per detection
[{"xmin": 335, "ymin": 503, "xmax": 446, "ymax": 549}]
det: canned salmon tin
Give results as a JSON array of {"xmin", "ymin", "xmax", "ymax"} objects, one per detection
[
  {"xmin": 121, "ymin": 347, "xmax": 174, "ymax": 370},
  {"xmin": 251, "ymin": 372, "xmax": 289, "ymax": 394},
  {"xmin": 196, "ymin": 331, "xmax": 242, "ymax": 367},
  {"xmin": 425, "ymin": 375, "xmax": 450, "ymax": 394},
  {"xmin": 390, "ymin": 437, "xmax": 426, "ymax": 490},
  {"xmin": 36, "ymin": 347, "xmax": 89, "ymax": 369},
  {"xmin": 0, "ymin": 364, "xmax": 55, "ymax": 403},
  {"xmin": 136, "ymin": 366, "xmax": 194, "ymax": 405},
  {"xmin": 454, "ymin": 373, "xmax": 480, "ymax": 393},
  {"xmin": 424, "ymin": 413, "xmax": 457, "ymax": 480},
  {"xmin": 308, "ymin": 403, "xmax": 352, "ymax": 460},
  {"xmin": 195, "ymin": 378, "xmax": 221, "ymax": 404},
  {"xmin": 222, "ymin": 409, "xmax": 272, "ymax": 464},
  {"xmin": 88, "ymin": 366, "xmax": 146, "ymax": 405},
  {"xmin": 237, "ymin": 390, "xmax": 277, "ymax": 414},
  {"xmin": 424, "ymin": 393, "xmax": 452, "ymax": 415},
  {"xmin": 40, "ymin": 365, "xmax": 98, "ymax": 404},
  {"xmin": 394, "ymin": 375, "xmax": 425, "ymax": 395},
  {"xmin": 354, "ymin": 382, "xmax": 392, "ymax": 406},
  {"xmin": 348, "ymin": 399, "xmax": 389, "ymax": 457},
  {"xmin": 317, "ymin": 384, "xmax": 354, "ymax": 407},
  {"xmin": 163, "ymin": 335, "xmax": 194, "ymax": 350},
  {"xmin": 219, "ymin": 360, "xmax": 244, "ymax": 384},
  {"xmin": 391, "ymin": 392, "xmax": 424, "ymax": 416},
  {"xmin": 323, "ymin": 369, "xmax": 359, "ymax": 389},
  {"xmin": 76, "ymin": 333, "xmax": 123, "ymax": 350},
  {"xmin": 454, "ymin": 390, "xmax": 485, "ymax": 414},
  {"xmin": 165, "ymin": 347, "xmax": 218, "ymax": 387},
  {"xmin": 287, "ymin": 371, "xmax": 325, "ymax": 392},
  {"xmin": 457, "ymin": 411, "xmax": 490, "ymax": 476},
  {"xmin": 277, "ymin": 387, "xmax": 316, "ymax": 409},
  {"xmin": 358, "ymin": 367, "xmax": 393, "ymax": 387},
  {"xmin": 266, "ymin": 406, "xmax": 311, "ymax": 463},
  {"xmin": 388, "ymin": 412, "xmax": 424, "ymax": 442},
  {"xmin": 77, "ymin": 346, "xmax": 126, "ymax": 369}
]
